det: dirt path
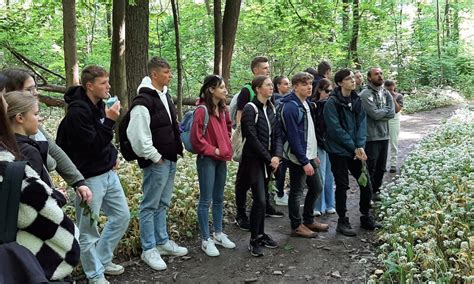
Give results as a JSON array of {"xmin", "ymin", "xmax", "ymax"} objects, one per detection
[{"xmin": 103, "ymin": 105, "xmax": 462, "ymax": 283}]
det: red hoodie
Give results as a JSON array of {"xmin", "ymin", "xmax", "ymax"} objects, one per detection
[{"xmin": 190, "ymin": 100, "xmax": 232, "ymax": 161}]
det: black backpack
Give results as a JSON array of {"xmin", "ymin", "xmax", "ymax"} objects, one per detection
[
  {"xmin": 118, "ymin": 93, "xmax": 155, "ymax": 161},
  {"xmin": 0, "ymin": 161, "xmax": 26, "ymax": 244}
]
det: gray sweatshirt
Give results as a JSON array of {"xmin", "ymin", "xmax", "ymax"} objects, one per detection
[{"xmin": 359, "ymin": 82, "xmax": 395, "ymax": 141}]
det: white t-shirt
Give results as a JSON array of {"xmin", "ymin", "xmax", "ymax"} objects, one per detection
[{"xmin": 303, "ymin": 101, "xmax": 318, "ymax": 160}]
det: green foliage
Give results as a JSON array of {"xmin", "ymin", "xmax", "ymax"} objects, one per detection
[
  {"xmin": 375, "ymin": 107, "xmax": 474, "ymax": 282},
  {"xmin": 403, "ymin": 86, "xmax": 464, "ymax": 114}
]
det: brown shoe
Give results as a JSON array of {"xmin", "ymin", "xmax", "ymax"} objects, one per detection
[
  {"xmin": 291, "ymin": 224, "xmax": 317, "ymax": 238},
  {"xmin": 305, "ymin": 221, "xmax": 329, "ymax": 232}
]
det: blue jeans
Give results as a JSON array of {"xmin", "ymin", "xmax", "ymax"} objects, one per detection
[
  {"xmin": 196, "ymin": 156, "xmax": 227, "ymax": 240},
  {"xmin": 314, "ymin": 148, "xmax": 335, "ymax": 212},
  {"xmin": 76, "ymin": 170, "xmax": 130, "ymax": 280},
  {"xmin": 140, "ymin": 160, "xmax": 176, "ymax": 250}
]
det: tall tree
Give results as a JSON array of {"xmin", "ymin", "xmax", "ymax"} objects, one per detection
[
  {"xmin": 348, "ymin": 0, "xmax": 361, "ymax": 69},
  {"xmin": 125, "ymin": 0, "xmax": 149, "ymax": 105},
  {"xmin": 170, "ymin": 0, "xmax": 183, "ymax": 119},
  {"xmin": 62, "ymin": 0, "xmax": 79, "ymax": 87},
  {"xmin": 213, "ymin": 0, "xmax": 222, "ymax": 75},
  {"xmin": 221, "ymin": 0, "xmax": 242, "ymax": 88},
  {"xmin": 110, "ymin": 0, "xmax": 127, "ymax": 109}
]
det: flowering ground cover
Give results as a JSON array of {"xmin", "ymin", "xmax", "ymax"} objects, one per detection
[
  {"xmin": 403, "ymin": 87, "xmax": 464, "ymax": 114},
  {"xmin": 375, "ymin": 107, "xmax": 473, "ymax": 283}
]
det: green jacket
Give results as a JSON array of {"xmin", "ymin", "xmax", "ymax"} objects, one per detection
[{"xmin": 359, "ymin": 82, "xmax": 395, "ymax": 141}]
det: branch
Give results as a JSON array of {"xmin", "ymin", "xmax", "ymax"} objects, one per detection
[{"xmin": 287, "ymin": 0, "xmax": 307, "ymax": 25}]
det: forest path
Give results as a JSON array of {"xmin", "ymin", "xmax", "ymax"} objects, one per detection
[{"xmin": 105, "ymin": 104, "xmax": 462, "ymax": 283}]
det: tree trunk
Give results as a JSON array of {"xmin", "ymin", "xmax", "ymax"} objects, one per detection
[
  {"xmin": 213, "ymin": 0, "xmax": 222, "ymax": 75},
  {"xmin": 125, "ymin": 0, "xmax": 149, "ymax": 105},
  {"xmin": 349, "ymin": 0, "xmax": 360, "ymax": 69},
  {"xmin": 62, "ymin": 0, "xmax": 79, "ymax": 87},
  {"xmin": 452, "ymin": 0, "xmax": 459, "ymax": 44},
  {"xmin": 204, "ymin": 0, "xmax": 212, "ymax": 16},
  {"xmin": 436, "ymin": 0, "xmax": 443, "ymax": 84},
  {"xmin": 110, "ymin": 0, "xmax": 127, "ymax": 109},
  {"xmin": 445, "ymin": 0, "xmax": 450, "ymax": 40},
  {"xmin": 342, "ymin": 0, "xmax": 350, "ymax": 33},
  {"xmin": 221, "ymin": 0, "xmax": 242, "ymax": 90},
  {"xmin": 170, "ymin": 0, "xmax": 183, "ymax": 120},
  {"xmin": 106, "ymin": 2, "xmax": 112, "ymax": 42}
]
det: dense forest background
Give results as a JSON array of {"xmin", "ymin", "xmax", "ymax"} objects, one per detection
[{"xmin": 0, "ymin": 0, "xmax": 473, "ymax": 107}]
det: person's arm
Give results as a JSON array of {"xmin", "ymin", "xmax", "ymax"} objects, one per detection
[
  {"xmin": 282, "ymin": 102, "xmax": 309, "ymax": 166},
  {"xmin": 355, "ymin": 102, "xmax": 367, "ymax": 149},
  {"xmin": 225, "ymin": 108, "xmax": 232, "ymax": 138},
  {"xmin": 191, "ymin": 107, "xmax": 217, "ymax": 157},
  {"xmin": 323, "ymin": 100, "xmax": 357, "ymax": 154},
  {"xmin": 360, "ymin": 90, "xmax": 393, "ymax": 121},
  {"xmin": 384, "ymin": 92, "xmax": 396, "ymax": 118},
  {"xmin": 272, "ymin": 109, "xmax": 283, "ymax": 159},
  {"xmin": 127, "ymin": 105, "xmax": 162, "ymax": 163},
  {"xmin": 39, "ymin": 126, "xmax": 85, "ymax": 187},
  {"xmin": 236, "ymin": 87, "xmax": 251, "ymax": 125},
  {"xmin": 241, "ymin": 104, "xmax": 272, "ymax": 163}
]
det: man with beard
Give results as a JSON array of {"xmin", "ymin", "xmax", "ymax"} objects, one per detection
[{"xmin": 359, "ymin": 67, "xmax": 395, "ymax": 202}]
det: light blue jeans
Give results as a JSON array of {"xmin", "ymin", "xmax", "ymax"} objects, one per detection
[
  {"xmin": 314, "ymin": 148, "xmax": 335, "ymax": 212},
  {"xmin": 76, "ymin": 170, "xmax": 130, "ymax": 280},
  {"xmin": 140, "ymin": 160, "xmax": 176, "ymax": 250},
  {"xmin": 196, "ymin": 156, "xmax": 227, "ymax": 240}
]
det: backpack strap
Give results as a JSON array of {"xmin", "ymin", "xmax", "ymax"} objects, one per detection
[
  {"xmin": 244, "ymin": 85, "xmax": 256, "ymax": 102},
  {"xmin": 195, "ymin": 105, "xmax": 210, "ymax": 136},
  {"xmin": 0, "ymin": 161, "xmax": 27, "ymax": 244},
  {"xmin": 247, "ymin": 102, "xmax": 259, "ymax": 124}
]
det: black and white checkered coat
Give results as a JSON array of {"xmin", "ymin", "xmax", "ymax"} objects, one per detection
[{"xmin": 0, "ymin": 150, "xmax": 80, "ymax": 280}]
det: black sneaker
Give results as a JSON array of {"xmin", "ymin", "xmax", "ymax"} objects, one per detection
[
  {"xmin": 248, "ymin": 239, "xmax": 264, "ymax": 257},
  {"xmin": 336, "ymin": 217, "xmax": 357, "ymax": 237},
  {"xmin": 265, "ymin": 206, "xmax": 284, "ymax": 218},
  {"xmin": 258, "ymin": 233, "xmax": 278, "ymax": 249},
  {"xmin": 360, "ymin": 215, "xmax": 383, "ymax": 230},
  {"xmin": 235, "ymin": 215, "xmax": 250, "ymax": 231}
]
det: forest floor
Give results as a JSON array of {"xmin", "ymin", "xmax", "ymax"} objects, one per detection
[{"xmin": 98, "ymin": 104, "xmax": 462, "ymax": 283}]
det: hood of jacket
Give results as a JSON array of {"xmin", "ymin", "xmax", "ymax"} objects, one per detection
[
  {"xmin": 64, "ymin": 85, "xmax": 106, "ymax": 111},
  {"xmin": 136, "ymin": 76, "xmax": 168, "ymax": 96}
]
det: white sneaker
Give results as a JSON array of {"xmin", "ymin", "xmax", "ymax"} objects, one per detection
[
  {"xmin": 326, "ymin": 208, "xmax": 336, "ymax": 214},
  {"xmin": 274, "ymin": 193, "xmax": 289, "ymax": 206},
  {"xmin": 104, "ymin": 262, "xmax": 124, "ymax": 275},
  {"xmin": 213, "ymin": 232, "xmax": 236, "ymax": 249},
  {"xmin": 141, "ymin": 248, "xmax": 167, "ymax": 271},
  {"xmin": 88, "ymin": 276, "xmax": 109, "ymax": 284},
  {"xmin": 202, "ymin": 238, "xmax": 220, "ymax": 256},
  {"xmin": 313, "ymin": 210, "xmax": 322, "ymax": 217},
  {"xmin": 156, "ymin": 240, "xmax": 188, "ymax": 256}
]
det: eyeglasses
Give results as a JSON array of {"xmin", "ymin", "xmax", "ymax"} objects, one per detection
[{"xmin": 324, "ymin": 89, "xmax": 333, "ymax": 93}]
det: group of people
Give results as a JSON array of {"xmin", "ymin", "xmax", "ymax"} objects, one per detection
[{"xmin": 0, "ymin": 55, "xmax": 403, "ymax": 283}]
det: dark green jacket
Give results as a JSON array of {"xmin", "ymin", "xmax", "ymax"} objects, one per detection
[{"xmin": 323, "ymin": 88, "xmax": 367, "ymax": 158}]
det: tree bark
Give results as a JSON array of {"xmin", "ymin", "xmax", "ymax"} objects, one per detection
[
  {"xmin": 349, "ymin": 0, "xmax": 360, "ymax": 69},
  {"xmin": 106, "ymin": 2, "xmax": 112, "ymax": 42},
  {"xmin": 213, "ymin": 0, "xmax": 223, "ymax": 75},
  {"xmin": 204, "ymin": 0, "xmax": 212, "ymax": 16},
  {"xmin": 436, "ymin": 0, "xmax": 443, "ymax": 84},
  {"xmin": 110, "ymin": 0, "xmax": 127, "ymax": 109},
  {"xmin": 170, "ymin": 0, "xmax": 183, "ymax": 120},
  {"xmin": 342, "ymin": 0, "xmax": 350, "ymax": 33},
  {"xmin": 125, "ymin": 0, "xmax": 149, "ymax": 106},
  {"xmin": 61, "ymin": 0, "xmax": 79, "ymax": 87},
  {"xmin": 221, "ymin": 0, "xmax": 242, "ymax": 89}
]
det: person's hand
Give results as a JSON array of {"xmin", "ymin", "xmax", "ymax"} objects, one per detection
[
  {"xmin": 215, "ymin": 148, "xmax": 220, "ymax": 156},
  {"xmin": 76, "ymin": 185, "xmax": 93, "ymax": 204},
  {"xmin": 113, "ymin": 159, "xmax": 120, "ymax": 170},
  {"xmin": 157, "ymin": 158, "xmax": 165, "ymax": 165},
  {"xmin": 354, "ymin": 148, "xmax": 367, "ymax": 161},
  {"xmin": 314, "ymin": 157, "xmax": 321, "ymax": 165},
  {"xmin": 303, "ymin": 163, "xmax": 315, "ymax": 176},
  {"xmin": 105, "ymin": 101, "xmax": 121, "ymax": 121},
  {"xmin": 57, "ymin": 187, "xmax": 70, "ymax": 203},
  {"xmin": 270, "ymin": 156, "xmax": 280, "ymax": 171}
]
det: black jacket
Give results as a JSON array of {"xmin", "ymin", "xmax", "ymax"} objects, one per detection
[
  {"xmin": 56, "ymin": 86, "xmax": 117, "ymax": 178},
  {"xmin": 15, "ymin": 134, "xmax": 51, "ymax": 187},
  {"xmin": 134, "ymin": 87, "xmax": 183, "ymax": 168},
  {"xmin": 241, "ymin": 98, "xmax": 283, "ymax": 165},
  {"xmin": 313, "ymin": 98, "xmax": 328, "ymax": 151}
]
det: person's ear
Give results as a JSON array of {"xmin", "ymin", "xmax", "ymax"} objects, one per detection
[
  {"xmin": 209, "ymin": 87, "xmax": 215, "ymax": 94},
  {"xmin": 15, "ymin": 113, "xmax": 23, "ymax": 124}
]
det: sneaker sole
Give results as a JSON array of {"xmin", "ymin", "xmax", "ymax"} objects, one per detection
[
  {"xmin": 156, "ymin": 250, "xmax": 188, "ymax": 257},
  {"xmin": 214, "ymin": 240, "xmax": 236, "ymax": 249},
  {"xmin": 104, "ymin": 269, "xmax": 124, "ymax": 276},
  {"xmin": 260, "ymin": 242, "xmax": 278, "ymax": 249},
  {"xmin": 201, "ymin": 246, "xmax": 220, "ymax": 257},
  {"xmin": 265, "ymin": 214, "xmax": 284, "ymax": 218},
  {"xmin": 141, "ymin": 257, "xmax": 167, "ymax": 271},
  {"xmin": 248, "ymin": 244, "xmax": 264, "ymax": 257}
]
